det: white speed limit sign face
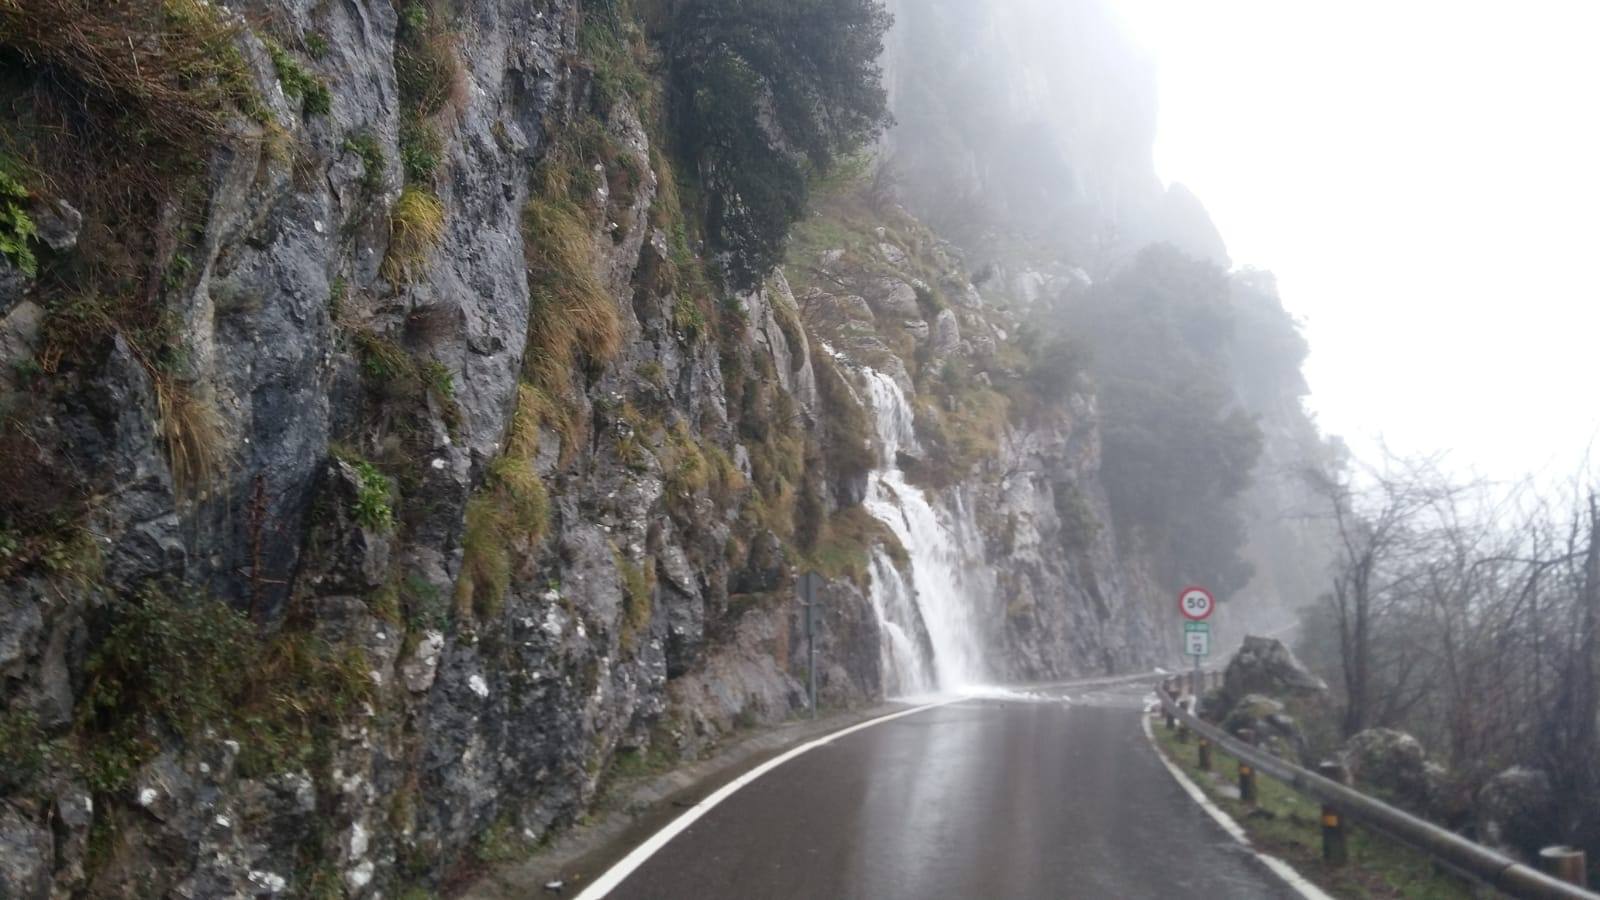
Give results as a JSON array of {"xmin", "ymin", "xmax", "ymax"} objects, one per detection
[{"xmin": 1179, "ymin": 587, "xmax": 1215, "ymax": 620}]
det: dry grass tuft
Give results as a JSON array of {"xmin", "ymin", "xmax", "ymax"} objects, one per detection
[
  {"xmin": 522, "ymin": 194, "xmax": 620, "ymax": 394},
  {"xmin": 154, "ymin": 376, "xmax": 229, "ymax": 499},
  {"xmin": 0, "ymin": 0, "xmax": 262, "ymax": 143},
  {"xmin": 382, "ymin": 186, "xmax": 445, "ymax": 283},
  {"xmin": 454, "ymin": 382, "xmax": 560, "ymax": 619}
]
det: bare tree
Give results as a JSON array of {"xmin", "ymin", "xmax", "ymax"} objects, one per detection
[
  {"xmin": 1308, "ymin": 455, "xmax": 1456, "ymax": 736},
  {"xmin": 1299, "ymin": 455, "xmax": 1600, "ymax": 851}
]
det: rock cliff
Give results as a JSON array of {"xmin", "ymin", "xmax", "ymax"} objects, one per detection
[{"xmin": 0, "ymin": 0, "xmax": 1317, "ymax": 895}]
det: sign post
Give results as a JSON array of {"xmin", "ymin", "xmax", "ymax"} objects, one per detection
[
  {"xmin": 799, "ymin": 572, "xmax": 823, "ymax": 719},
  {"xmin": 1179, "ymin": 586, "xmax": 1215, "ymax": 697}
]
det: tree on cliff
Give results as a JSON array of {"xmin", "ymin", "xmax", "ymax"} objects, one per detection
[
  {"xmin": 1062, "ymin": 245, "xmax": 1264, "ymax": 597},
  {"xmin": 649, "ymin": 0, "xmax": 894, "ymax": 287}
]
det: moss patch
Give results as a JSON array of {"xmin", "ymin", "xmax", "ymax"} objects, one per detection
[
  {"xmin": 454, "ymin": 383, "xmax": 553, "ymax": 619},
  {"xmin": 265, "ymin": 38, "xmax": 331, "ymax": 117},
  {"xmin": 76, "ymin": 588, "xmax": 374, "ymax": 792}
]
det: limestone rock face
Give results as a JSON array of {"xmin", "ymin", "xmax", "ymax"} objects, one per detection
[
  {"xmin": 0, "ymin": 0, "xmax": 887, "ymax": 893},
  {"xmin": 0, "ymin": 0, "xmax": 1185, "ymax": 893}
]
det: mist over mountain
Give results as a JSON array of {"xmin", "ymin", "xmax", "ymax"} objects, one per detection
[{"xmin": 882, "ymin": 0, "xmax": 1331, "ymax": 630}]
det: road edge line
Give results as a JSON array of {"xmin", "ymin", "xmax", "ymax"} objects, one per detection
[
  {"xmin": 1140, "ymin": 710, "xmax": 1334, "ymax": 900},
  {"xmin": 573, "ymin": 697, "xmax": 959, "ymax": 900}
]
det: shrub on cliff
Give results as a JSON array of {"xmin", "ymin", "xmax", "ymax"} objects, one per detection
[{"xmin": 652, "ymin": 0, "xmax": 894, "ymax": 288}]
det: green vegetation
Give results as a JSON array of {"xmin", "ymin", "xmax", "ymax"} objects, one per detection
[
  {"xmin": 607, "ymin": 742, "xmax": 679, "ymax": 780},
  {"xmin": 265, "ymin": 39, "xmax": 331, "ymax": 117},
  {"xmin": 0, "ymin": 0, "xmax": 262, "ymax": 366},
  {"xmin": 615, "ymin": 549, "xmax": 654, "ymax": 651},
  {"xmin": 660, "ymin": 419, "xmax": 744, "ymax": 516},
  {"xmin": 903, "ymin": 371, "xmax": 1010, "ymax": 488},
  {"xmin": 0, "ymin": 0, "xmax": 262, "ymax": 142},
  {"xmin": 1152, "ymin": 721, "xmax": 1474, "ymax": 899},
  {"xmin": 655, "ymin": 0, "xmax": 894, "ymax": 286},
  {"xmin": 395, "ymin": 0, "xmax": 461, "ymax": 121},
  {"xmin": 1053, "ymin": 481, "xmax": 1099, "ymax": 552},
  {"xmin": 456, "ymin": 385, "xmax": 552, "ymax": 618},
  {"xmin": 648, "ymin": 149, "xmax": 716, "ymax": 341},
  {"xmin": 400, "ymin": 115, "xmax": 444, "ymax": 184},
  {"xmin": 348, "ymin": 330, "xmax": 461, "ymax": 438},
  {"xmin": 0, "ymin": 710, "xmax": 50, "ymax": 792},
  {"xmin": 473, "ymin": 815, "xmax": 534, "ymax": 865},
  {"xmin": 807, "ymin": 506, "xmax": 904, "ymax": 586},
  {"xmin": 344, "ymin": 132, "xmax": 386, "ymax": 196},
  {"xmin": 578, "ymin": 0, "xmax": 656, "ymax": 113},
  {"xmin": 421, "ymin": 359, "xmax": 454, "ymax": 398},
  {"xmin": 0, "ymin": 166, "xmax": 38, "ymax": 275},
  {"xmin": 77, "ymin": 587, "xmax": 373, "ymax": 791},
  {"xmin": 812, "ymin": 349, "xmax": 878, "ymax": 492},
  {"xmin": 522, "ymin": 121, "xmax": 629, "ymax": 397},
  {"xmin": 351, "ymin": 461, "xmax": 395, "ymax": 531},
  {"xmin": 0, "ymin": 0, "xmax": 279, "ymax": 533}
]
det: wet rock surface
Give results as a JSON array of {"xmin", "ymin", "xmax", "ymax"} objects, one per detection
[{"xmin": 0, "ymin": 0, "xmax": 1179, "ymax": 894}]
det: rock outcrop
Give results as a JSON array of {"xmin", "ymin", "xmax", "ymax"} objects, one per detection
[
  {"xmin": 1200, "ymin": 636, "xmax": 1330, "ymax": 763},
  {"xmin": 1341, "ymin": 728, "xmax": 1446, "ymax": 817},
  {"xmin": 0, "ymin": 0, "xmax": 1187, "ymax": 893},
  {"xmin": 1477, "ymin": 767, "xmax": 1558, "ymax": 858},
  {"xmin": 1219, "ymin": 636, "xmax": 1328, "ymax": 705}
]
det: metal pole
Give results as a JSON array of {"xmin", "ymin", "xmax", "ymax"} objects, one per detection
[
  {"xmin": 1236, "ymin": 728, "xmax": 1258, "ymax": 805},
  {"xmin": 1159, "ymin": 689, "xmax": 1600, "ymax": 900},
  {"xmin": 1541, "ymin": 847, "xmax": 1589, "ymax": 888},
  {"xmin": 807, "ymin": 597, "xmax": 817, "ymax": 719},
  {"xmin": 1198, "ymin": 737, "xmax": 1212, "ymax": 772},
  {"xmin": 1319, "ymin": 760, "xmax": 1350, "ymax": 865},
  {"xmin": 799, "ymin": 572, "xmax": 819, "ymax": 720}
]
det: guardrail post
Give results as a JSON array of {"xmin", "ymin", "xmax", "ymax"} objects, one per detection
[
  {"xmin": 1235, "ymin": 728, "xmax": 1258, "ymax": 804},
  {"xmin": 1318, "ymin": 761, "xmax": 1349, "ymax": 865},
  {"xmin": 1197, "ymin": 737, "xmax": 1211, "ymax": 772},
  {"xmin": 1539, "ymin": 846, "xmax": 1588, "ymax": 888}
]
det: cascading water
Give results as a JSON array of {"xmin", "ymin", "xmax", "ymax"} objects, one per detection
[{"xmin": 861, "ymin": 368, "xmax": 994, "ymax": 693}]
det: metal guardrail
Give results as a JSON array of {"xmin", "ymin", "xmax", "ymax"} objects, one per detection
[{"xmin": 1156, "ymin": 682, "xmax": 1599, "ymax": 900}]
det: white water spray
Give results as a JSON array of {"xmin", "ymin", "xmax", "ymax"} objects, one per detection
[{"xmin": 861, "ymin": 368, "xmax": 994, "ymax": 693}]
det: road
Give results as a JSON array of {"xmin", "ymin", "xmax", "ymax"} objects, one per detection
[{"xmin": 584, "ymin": 679, "xmax": 1299, "ymax": 900}]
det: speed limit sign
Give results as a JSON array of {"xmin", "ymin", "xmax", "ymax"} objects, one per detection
[{"xmin": 1179, "ymin": 586, "xmax": 1215, "ymax": 621}]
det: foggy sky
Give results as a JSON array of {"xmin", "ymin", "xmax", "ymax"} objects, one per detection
[{"xmin": 1110, "ymin": 0, "xmax": 1600, "ymax": 486}]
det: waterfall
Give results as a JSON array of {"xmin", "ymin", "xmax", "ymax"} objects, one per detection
[
  {"xmin": 861, "ymin": 368, "xmax": 994, "ymax": 693},
  {"xmin": 867, "ymin": 549, "xmax": 933, "ymax": 695}
]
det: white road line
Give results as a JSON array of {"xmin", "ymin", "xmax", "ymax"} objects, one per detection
[
  {"xmin": 573, "ymin": 697, "xmax": 960, "ymax": 900},
  {"xmin": 1141, "ymin": 710, "xmax": 1334, "ymax": 900}
]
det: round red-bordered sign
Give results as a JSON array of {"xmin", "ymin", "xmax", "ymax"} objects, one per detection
[{"xmin": 1179, "ymin": 586, "xmax": 1215, "ymax": 620}]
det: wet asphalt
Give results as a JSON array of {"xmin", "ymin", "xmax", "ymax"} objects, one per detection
[{"xmin": 600, "ymin": 680, "xmax": 1298, "ymax": 900}]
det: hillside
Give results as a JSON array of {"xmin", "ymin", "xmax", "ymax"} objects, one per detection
[{"xmin": 0, "ymin": 0, "xmax": 1330, "ymax": 895}]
